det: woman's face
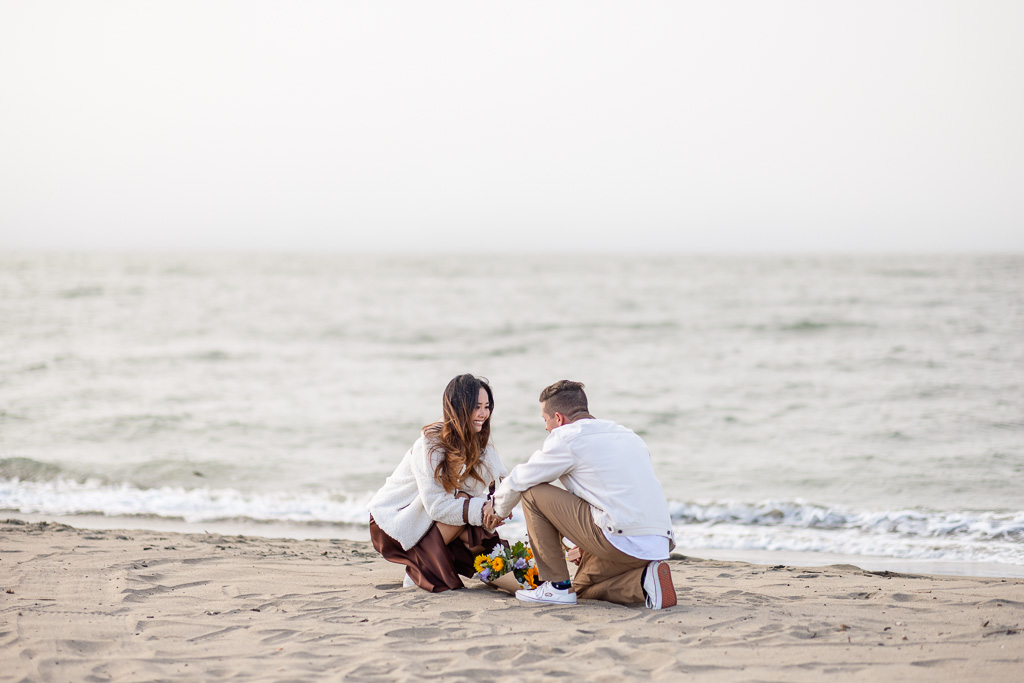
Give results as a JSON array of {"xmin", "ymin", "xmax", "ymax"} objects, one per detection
[{"xmin": 470, "ymin": 387, "xmax": 491, "ymax": 433}]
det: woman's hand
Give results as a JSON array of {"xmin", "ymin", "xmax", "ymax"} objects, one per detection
[{"xmin": 481, "ymin": 500, "xmax": 506, "ymax": 531}]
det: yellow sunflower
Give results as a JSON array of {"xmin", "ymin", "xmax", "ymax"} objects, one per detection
[{"xmin": 525, "ymin": 567, "xmax": 539, "ymax": 587}]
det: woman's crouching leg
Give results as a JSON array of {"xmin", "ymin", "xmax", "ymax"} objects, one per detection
[{"xmin": 435, "ymin": 521, "xmax": 466, "ymax": 545}]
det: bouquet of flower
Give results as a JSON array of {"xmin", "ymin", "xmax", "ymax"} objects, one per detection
[{"xmin": 472, "ymin": 540, "xmax": 540, "ymax": 594}]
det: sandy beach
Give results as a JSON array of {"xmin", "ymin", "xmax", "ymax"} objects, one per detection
[{"xmin": 2, "ymin": 520, "xmax": 1021, "ymax": 682}]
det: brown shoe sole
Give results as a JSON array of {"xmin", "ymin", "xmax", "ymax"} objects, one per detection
[{"xmin": 657, "ymin": 562, "xmax": 677, "ymax": 608}]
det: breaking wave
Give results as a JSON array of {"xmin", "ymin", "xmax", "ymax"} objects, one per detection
[
  {"xmin": 668, "ymin": 500, "xmax": 1024, "ymax": 566},
  {"xmin": 2, "ymin": 478, "xmax": 1021, "ymax": 566},
  {"xmin": 0, "ymin": 478, "xmax": 372, "ymax": 526}
]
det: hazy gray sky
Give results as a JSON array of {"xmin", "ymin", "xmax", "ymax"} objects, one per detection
[{"xmin": 2, "ymin": 1, "xmax": 1022, "ymax": 252}]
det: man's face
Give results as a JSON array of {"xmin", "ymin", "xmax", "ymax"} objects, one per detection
[{"xmin": 541, "ymin": 402, "xmax": 561, "ymax": 433}]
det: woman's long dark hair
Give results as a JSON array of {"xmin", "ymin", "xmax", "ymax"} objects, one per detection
[{"xmin": 424, "ymin": 374, "xmax": 494, "ymax": 493}]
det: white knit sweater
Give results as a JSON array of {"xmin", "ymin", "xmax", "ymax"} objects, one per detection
[{"xmin": 367, "ymin": 432, "xmax": 507, "ymax": 550}]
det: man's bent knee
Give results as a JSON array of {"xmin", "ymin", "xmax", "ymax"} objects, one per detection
[{"xmin": 521, "ymin": 483, "xmax": 554, "ymax": 506}]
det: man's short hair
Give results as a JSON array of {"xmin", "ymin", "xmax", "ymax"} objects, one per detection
[{"xmin": 539, "ymin": 380, "xmax": 589, "ymax": 418}]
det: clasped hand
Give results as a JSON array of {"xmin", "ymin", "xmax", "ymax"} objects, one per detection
[{"xmin": 481, "ymin": 500, "xmax": 511, "ymax": 531}]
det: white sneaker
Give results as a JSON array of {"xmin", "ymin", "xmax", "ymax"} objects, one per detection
[
  {"xmin": 642, "ymin": 560, "xmax": 676, "ymax": 609},
  {"xmin": 515, "ymin": 581, "xmax": 577, "ymax": 605},
  {"xmin": 403, "ymin": 572, "xmax": 416, "ymax": 588}
]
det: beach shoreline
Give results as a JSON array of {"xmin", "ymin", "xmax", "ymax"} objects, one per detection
[
  {"xmin": 5, "ymin": 511, "xmax": 1023, "ymax": 580},
  {"xmin": 2, "ymin": 519, "xmax": 1022, "ymax": 682}
]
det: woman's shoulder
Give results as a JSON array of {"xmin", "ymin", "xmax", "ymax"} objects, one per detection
[
  {"xmin": 412, "ymin": 425, "xmax": 446, "ymax": 463},
  {"xmin": 417, "ymin": 424, "xmax": 443, "ymax": 445}
]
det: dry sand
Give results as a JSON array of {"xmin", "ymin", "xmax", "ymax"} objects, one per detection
[{"xmin": 1, "ymin": 520, "xmax": 1022, "ymax": 682}]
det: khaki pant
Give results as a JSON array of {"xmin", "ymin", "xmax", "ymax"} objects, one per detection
[{"xmin": 521, "ymin": 483, "xmax": 647, "ymax": 605}]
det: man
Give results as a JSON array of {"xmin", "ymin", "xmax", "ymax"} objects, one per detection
[{"xmin": 485, "ymin": 380, "xmax": 676, "ymax": 608}]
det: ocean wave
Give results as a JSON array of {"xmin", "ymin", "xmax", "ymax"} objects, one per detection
[
  {"xmin": 671, "ymin": 522, "xmax": 1024, "ymax": 566},
  {"xmin": 0, "ymin": 478, "xmax": 373, "ymax": 525},
  {"xmin": 772, "ymin": 319, "xmax": 875, "ymax": 333},
  {"xmin": 668, "ymin": 500, "xmax": 1024, "ymax": 566},
  {"xmin": 668, "ymin": 500, "xmax": 1024, "ymax": 542},
  {"xmin": 3, "ymin": 478, "xmax": 1022, "ymax": 566},
  {"xmin": 0, "ymin": 458, "xmax": 70, "ymax": 483},
  {"xmin": 58, "ymin": 285, "xmax": 105, "ymax": 298}
]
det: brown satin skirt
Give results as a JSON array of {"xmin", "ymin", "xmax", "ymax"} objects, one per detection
[{"xmin": 369, "ymin": 516, "xmax": 506, "ymax": 593}]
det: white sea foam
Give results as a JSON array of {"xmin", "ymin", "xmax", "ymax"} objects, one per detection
[
  {"xmin": 666, "ymin": 501, "xmax": 1024, "ymax": 566},
  {"xmin": 0, "ymin": 478, "xmax": 373, "ymax": 526},
  {"xmin": 668, "ymin": 500, "xmax": 1024, "ymax": 543},
  {"xmin": 671, "ymin": 521, "xmax": 1024, "ymax": 566},
  {"xmin": 3, "ymin": 477, "xmax": 1022, "ymax": 567}
]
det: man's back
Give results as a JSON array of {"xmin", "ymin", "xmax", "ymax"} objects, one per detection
[{"xmin": 496, "ymin": 418, "xmax": 674, "ymax": 542}]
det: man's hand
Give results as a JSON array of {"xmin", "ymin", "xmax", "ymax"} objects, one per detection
[
  {"xmin": 565, "ymin": 546, "xmax": 582, "ymax": 566},
  {"xmin": 481, "ymin": 500, "xmax": 505, "ymax": 531}
]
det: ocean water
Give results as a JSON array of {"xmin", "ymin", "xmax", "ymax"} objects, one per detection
[{"xmin": 2, "ymin": 252, "xmax": 1022, "ymax": 575}]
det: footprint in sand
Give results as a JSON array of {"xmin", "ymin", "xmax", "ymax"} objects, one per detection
[
  {"xmin": 188, "ymin": 626, "xmax": 245, "ymax": 643},
  {"xmin": 439, "ymin": 610, "xmax": 473, "ymax": 620},
  {"xmin": 121, "ymin": 581, "xmax": 210, "ymax": 603},
  {"xmin": 846, "ymin": 592, "xmax": 875, "ymax": 600},
  {"xmin": 258, "ymin": 629, "xmax": 299, "ymax": 644},
  {"xmin": 58, "ymin": 639, "xmax": 108, "ymax": 654},
  {"xmin": 385, "ymin": 626, "xmax": 460, "ymax": 640},
  {"xmin": 464, "ymin": 645, "xmax": 520, "ymax": 660}
]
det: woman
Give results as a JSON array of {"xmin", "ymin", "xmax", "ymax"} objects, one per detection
[{"xmin": 367, "ymin": 374, "xmax": 509, "ymax": 592}]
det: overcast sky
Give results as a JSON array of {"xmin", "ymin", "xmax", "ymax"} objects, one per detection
[{"xmin": 2, "ymin": 1, "xmax": 1022, "ymax": 252}]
